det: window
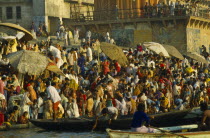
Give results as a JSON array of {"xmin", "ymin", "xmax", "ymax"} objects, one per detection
[
  {"xmin": 16, "ymin": 6, "xmax": 21, "ymax": 19},
  {"xmin": 0, "ymin": 7, "xmax": 2, "ymax": 20},
  {"xmin": 6, "ymin": 7, "xmax": 13, "ymax": 19}
]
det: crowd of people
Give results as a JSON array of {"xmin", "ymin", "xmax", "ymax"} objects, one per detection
[
  {"xmin": 139, "ymin": 1, "xmax": 208, "ymax": 18},
  {"xmin": 0, "ymin": 34, "xmax": 210, "ymax": 126},
  {"xmin": 94, "ymin": 1, "xmax": 210, "ymax": 21}
]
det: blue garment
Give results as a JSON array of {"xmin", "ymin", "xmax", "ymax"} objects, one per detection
[
  {"xmin": 131, "ymin": 111, "xmax": 150, "ymax": 128},
  {"xmin": 78, "ymin": 56, "xmax": 85, "ymax": 67},
  {"xmin": 100, "ymin": 56, "xmax": 107, "ymax": 62},
  {"xmin": 147, "ymin": 98, "xmax": 155, "ymax": 105}
]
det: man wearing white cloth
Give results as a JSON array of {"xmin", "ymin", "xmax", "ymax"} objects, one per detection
[{"xmin": 49, "ymin": 46, "xmax": 64, "ymax": 68}]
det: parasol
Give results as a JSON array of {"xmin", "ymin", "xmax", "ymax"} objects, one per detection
[
  {"xmin": 143, "ymin": 42, "xmax": 170, "ymax": 58},
  {"xmin": 183, "ymin": 52, "xmax": 208, "ymax": 64},
  {"xmin": 7, "ymin": 50, "xmax": 65, "ymax": 76},
  {"xmin": 100, "ymin": 42, "xmax": 129, "ymax": 66},
  {"xmin": 16, "ymin": 32, "xmax": 25, "ymax": 40},
  {"xmin": 162, "ymin": 44, "xmax": 184, "ymax": 60},
  {"xmin": 0, "ymin": 36, "xmax": 16, "ymax": 40},
  {"xmin": 47, "ymin": 59, "xmax": 65, "ymax": 76},
  {"xmin": 0, "ymin": 23, "xmax": 33, "ymax": 41},
  {"xmin": 7, "ymin": 50, "xmax": 49, "ymax": 75}
]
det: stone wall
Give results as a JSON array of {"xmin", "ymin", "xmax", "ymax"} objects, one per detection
[
  {"xmin": 45, "ymin": 0, "xmax": 70, "ymax": 18},
  {"xmin": 186, "ymin": 27, "xmax": 210, "ymax": 53},
  {"xmin": 200, "ymin": 29, "xmax": 210, "ymax": 53},
  {"xmin": 152, "ymin": 22, "xmax": 187, "ymax": 52},
  {"xmin": 0, "ymin": 2, "xmax": 33, "ymax": 29},
  {"xmin": 186, "ymin": 28, "xmax": 200, "ymax": 53},
  {"xmin": 81, "ymin": 21, "xmax": 187, "ymax": 53}
]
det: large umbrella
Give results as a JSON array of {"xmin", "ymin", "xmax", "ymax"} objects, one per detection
[
  {"xmin": 0, "ymin": 36, "xmax": 16, "ymax": 40},
  {"xmin": 0, "ymin": 23, "xmax": 33, "ymax": 41},
  {"xmin": 47, "ymin": 59, "xmax": 65, "ymax": 76},
  {"xmin": 162, "ymin": 44, "xmax": 184, "ymax": 60},
  {"xmin": 143, "ymin": 42, "xmax": 170, "ymax": 58},
  {"xmin": 7, "ymin": 50, "xmax": 49, "ymax": 75},
  {"xmin": 7, "ymin": 50, "xmax": 65, "ymax": 76},
  {"xmin": 100, "ymin": 42, "xmax": 129, "ymax": 66},
  {"xmin": 183, "ymin": 52, "xmax": 208, "ymax": 64}
]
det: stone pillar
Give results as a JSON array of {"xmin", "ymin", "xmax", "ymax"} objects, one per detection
[
  {"xmin": 122, "ymin": 0, "xmax": 127, "ymax": 18},
  {"xmin": 135, "ymin": 0, "xmax": 141, "ymax": 17},
  {"xmin": 94, "ymin": 0, "xmax": 98, "ymax": 11},
  {"xmin": 94, "ymin": 0, "xmax": 98, "ymax": 20},
  {"xmin": 150, "ymin": 0, "xmax": 158, "ymax": 6},
  {"xmin": 154, "ymin": 0, "xmax": 159, "ymax": 5},
  {"xmin": 125, "ymin": 0, "xmax": 130, "ymax": 18},
  {"xmin": 116, "ymin": 0, "xmax": 120, "ymax": 7},
  {"xmin": 119, "ymin": 0, "xmax": 124, "ymax": 19},
  {"xmin": 130, "ymin": 0, "xmax": 134, "ymax": 18},
  {"xmin": 107, "ymin": 0, "xmax": 111, "ymax": 20},
  {"xmin": 141, "ymin": 0, "xmax": 146, "ymax": 9}
]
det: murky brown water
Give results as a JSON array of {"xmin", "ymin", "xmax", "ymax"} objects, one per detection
[{"xmin": 0, "ymin": 127, "xmax": 108, "ymax": 138}]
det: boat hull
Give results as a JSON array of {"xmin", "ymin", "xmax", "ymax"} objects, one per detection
[
  {"xmin": 0, "ymin": 123, "xmax": 34, "ymax": 131},
  {"xmin": 30, "ymin": 109, "xmax": 191, "ymax": 131},
  {"xmin": 106, "ymin": 129, "xmax": 210, "ymax": 138}
]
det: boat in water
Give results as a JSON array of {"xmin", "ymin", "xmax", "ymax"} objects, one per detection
[
  {"xmin": 106, "ymin": 125, "xmax": 210, "ymax": 138},
  {"xmin": 30, "ymin": 109, "xmax": 191, "ymax": 131},
  {"xmin": 0, "ymin": 122, "xmax": 34, "ymax": 131},
  {"xmin": 106, "ymin": 128, "xmax": 210, "ymax": 138}
]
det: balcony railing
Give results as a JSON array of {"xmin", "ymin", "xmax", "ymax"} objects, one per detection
[{"xmin": 69, "ymin": 7, "xmax": 210, "ymax": 22}]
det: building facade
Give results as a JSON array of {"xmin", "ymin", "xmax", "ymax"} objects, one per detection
[
  {"xmin": 66, "ymin": 0, "xmax": 210, "ymax": 53},
  {"xmin": 0, "ymin": 0, "xmax": 94, "ymax": 34}
]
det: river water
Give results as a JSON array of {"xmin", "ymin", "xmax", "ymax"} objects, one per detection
[{"xmin": 0, "ymin": 127, "xmax": 108, "ymax": 138}]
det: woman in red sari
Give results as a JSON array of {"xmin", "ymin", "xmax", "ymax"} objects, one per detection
[
  {"xmin": 114, "ymin": 60, "xmax": 121, "ymax": 73},
  {"xmin": 102, "ymin": 60, "xmax": 110, "ymax": 75}
]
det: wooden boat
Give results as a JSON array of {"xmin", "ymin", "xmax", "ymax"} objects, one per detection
[
  {"xmin": 30, "ymin": 109, "xmax": 191, "ymax": 131},
  {"xmin": 179, "ymin": 105, "xmax": 210, "ymax": 125},
  {"xmin": 0, "ymin": 122, "xmax": 34, "ymax": 131},
  {"xmin": 106, "ymin": 128, "xmax": 210, "ymax": 138}
]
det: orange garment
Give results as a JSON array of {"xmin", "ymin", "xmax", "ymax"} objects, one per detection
[
  {"xmin": 27, "ymin": 85, "xmax": 37, "ymax": 102},
  {"xmin": 87, "ymin": 98, "xmax": 94, "ymax": 113},
  {"xmin": 53, "ymin": 101, "xmax": 60, "ymax": 111},
  {"xmin": 102, "ymin": 61, "xmax": 110, "ymax": 75}
]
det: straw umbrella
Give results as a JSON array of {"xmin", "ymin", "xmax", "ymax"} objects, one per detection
[
  {"xmin": 183, "ymin": 52, "xmax": 208, "ymax": 64},
  {"xmin": 143, "ymin": 42, "xmax": 170, "ymax": 58},
  {"xmin": 7, "ymin": 50, "xmax": 49, "ymax": 75},
  {"xmin": 0, "ymin": 23, "xmax": 33, "ymax": 41},
  {"xmin": 7, "ymin": 50, "xmax": 65, "ymax": 76},
  {"xmin": 100, "ymin": 42, "xmax": 129, "ymax": 66},
  {"xmin": 162, "ymin": 44, "xmax": 184, "ymax": 60}
]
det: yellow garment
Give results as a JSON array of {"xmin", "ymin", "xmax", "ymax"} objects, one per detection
[
  {"xmin": 34, "ymin": 45, "xmax": 40, "ymax": 52},
  {"xmin": 57, "ymin": 112, "xmax": 63, "ymax": 119},
  {"xmin": 87, "ymin": 98, "xmax": 94, "ymax": 113},
  {"xmin": 69, "ymin": 31, "xmax": 73, "ymax": 39},
  {"xmin": 3, "ymin": 122, "xmax": 12, "ymax": 127},
  {"xmin": 149, "ymin": 69, "xmax": 154, "ymax": 77},
  {"xmin": 207, "ymin": 78, "xmax": 210, "ymax": 83},
  {"xmin": 69, "ymin": 79, "xmax": 78, "ymax": 90},
  {"xmin": 133, "ymin": 87, "xmax": 140, "ymax": 96},
  {"xmin": 131, "ymin": 99, "xmax": 136, "ymax": 114},
  {"xmin": 53, "ymin": 77, "xmax": 60, "ymax": 83},
  {"xmin": 40, "ymin": 82, "xmax": 46, "ymax": 92},
  {"xmin": 185, "ymin": 67, "xmax": 194, "ymax": 74},
  {"xmin": 199, "ymin": 97, "xmax": 204, "ymax": 104},
  {"xmin": 161, "ymin": 97, "xmax": 169, "ymax": 108},
  {"xmin": 204, "ymin": 69, "xmax": 208, "ymax": 74},
  {"xmin": 10, "ymin": 39, "xmax": 18, "ymax": 53}
]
